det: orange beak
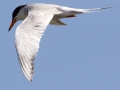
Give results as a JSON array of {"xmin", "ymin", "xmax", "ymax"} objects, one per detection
[{"xmin": 8, "ymin": 19, "xmax": 16, "ymax": 31}]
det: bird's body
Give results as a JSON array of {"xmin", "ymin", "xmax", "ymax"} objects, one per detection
[{"xmin": 9, "ymin": 3, "xmax": 111, "ymax": 81}]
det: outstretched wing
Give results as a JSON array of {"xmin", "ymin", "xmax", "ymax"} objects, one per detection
[{"xmin": 15, "ymin": 10, "xmax": 54, "ymax": 81}]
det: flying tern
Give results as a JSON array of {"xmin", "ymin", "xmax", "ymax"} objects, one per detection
[{"xmin": 9, "ymin": 3, "xmax": 111, "ymax": 81}]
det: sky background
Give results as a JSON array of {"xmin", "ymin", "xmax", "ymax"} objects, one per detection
[{"xmin": 0, "ymin": 0, "xmax": 119, "ymax": 90}]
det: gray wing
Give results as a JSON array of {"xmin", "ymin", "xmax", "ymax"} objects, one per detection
[
  {"xmin": 50, "ymin": 19, "xmax": 66, "ymax": 25},
  {"xmin": 15, "ymin": 10, "xmax": 54, "ymax": 81}
]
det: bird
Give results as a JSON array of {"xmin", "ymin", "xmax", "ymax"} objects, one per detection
[{"xmin": 9, "ymin": 3, "xmax": 111, "ymax": 81}]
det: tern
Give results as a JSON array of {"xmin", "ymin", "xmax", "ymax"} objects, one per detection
[{"xmin": 9, "ymin": 3, "xmax": 111, "ymax": 81}]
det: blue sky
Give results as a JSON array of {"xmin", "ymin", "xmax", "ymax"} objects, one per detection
[{"xmin": 0, "ymin": 0, "xmax": 119, "ymax": 90}]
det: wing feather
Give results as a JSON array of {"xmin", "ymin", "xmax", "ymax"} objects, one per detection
[{"xmin": 15, "ymin": 10, "xmax": 54, "ymax": 81}]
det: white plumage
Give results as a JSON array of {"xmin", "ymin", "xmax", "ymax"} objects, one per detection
[{"xmin": 9, "ymin": 3, "xmax": 111, "ymax": 81}]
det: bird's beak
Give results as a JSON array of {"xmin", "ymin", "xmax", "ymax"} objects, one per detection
[{"xmin": 8, "ymin": 19, "xmax": 16, "ymax": 31}]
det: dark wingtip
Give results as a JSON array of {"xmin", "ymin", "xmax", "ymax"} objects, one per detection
[{"xmin": 30, "ymin": 79, "xmax": 32, "ymax": 82}]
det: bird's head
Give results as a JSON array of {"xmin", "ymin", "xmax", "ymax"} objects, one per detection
[{"xmin": 9, "ymin": 4, "xmax": 27, "ymax": 31}]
